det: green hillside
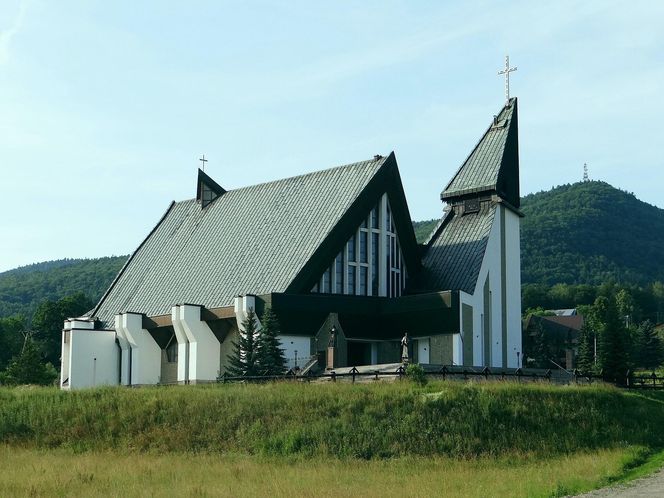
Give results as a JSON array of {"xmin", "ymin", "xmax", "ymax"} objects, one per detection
[
  {"xmin": 0, "ymin": 257, "xmax": 127, "ymax": 319},
  {"xmin": 413, "ymin": 218, "xmax": 439, "ymax": 243},
  {"xmin": 520, "ymin": 181, "xmax": 664, "ymax": 285}
]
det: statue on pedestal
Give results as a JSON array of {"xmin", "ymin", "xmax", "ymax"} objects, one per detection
[{"xmin": 400, "ymin": 332, "xmax": 410, "ymax": 364}]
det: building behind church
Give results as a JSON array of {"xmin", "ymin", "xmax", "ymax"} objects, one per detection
[{"xmin": 61, "ymin": 98, "xmax": 523, "ymax": 389}]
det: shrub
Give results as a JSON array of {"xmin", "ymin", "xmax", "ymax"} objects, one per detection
[{"xmin": 405, "ymin": 363, "xmax": 427, "ymax": 386}]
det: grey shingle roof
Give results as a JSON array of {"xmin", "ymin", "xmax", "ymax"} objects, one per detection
[
  {"xmin": 442, "ymin": 98, "xmax": 518, "ymax": 203},
  {"xmin": 421, "ymin": 203, "xmax": 496, "ymax": 294},
  {"xmin": 92, "ymin": 156, "xmax": 388, "ymax": 327}
]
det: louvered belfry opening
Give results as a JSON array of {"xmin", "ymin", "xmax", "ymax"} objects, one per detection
[{"xmin": 196, "ymin": 168, "xmax": 226, "ymax": 208}]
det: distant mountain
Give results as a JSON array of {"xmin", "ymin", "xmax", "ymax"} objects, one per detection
[
  {"xmin": 1, "ymin": 180, "xmax": 662, "ymax": 320},
  {"xmin": 520, "ymin": 181, "xmax": 664, "ymax": 285},
  {"xmin": 0, "ymin": 256, "xmax": 127, "ymax": 319}
]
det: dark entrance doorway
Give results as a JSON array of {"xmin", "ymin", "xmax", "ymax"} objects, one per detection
[{"xmin": 347, "ymin": 341, "xmax": 371, "ymax": 367}]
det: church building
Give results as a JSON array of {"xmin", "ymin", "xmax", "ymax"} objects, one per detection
[{"xmin": 60, "ymin": 98, "xmax": 523, "ymax": 389}]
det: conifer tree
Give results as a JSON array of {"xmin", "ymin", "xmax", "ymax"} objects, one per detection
[
  {"xmin": 635, "ymin": 320, "xmax": 664, "ymax": 370},
  {"xmin": 576, "ymin": 321, "xmax": 596, "ymax": 373},
  {"xmin": 595, "ymin": 296, "xmax": 629, "ymax": 380},
  {"xmin": 255, "ymin": 307, "xmax": 286, "ymax": 376},
  {"xmin": 226, "ymin": 308, "xmax": 259, "ymax": 377},
  {"xmin": 531, "ymin": 320, "xmax": 551, "ymax": 369}
]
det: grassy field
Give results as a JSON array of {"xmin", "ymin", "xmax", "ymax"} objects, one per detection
[
  {"xmin": 0, "ymin": 446, "xmax": 643, "ymax": 498},
  {"xmin": 2, "ymin": 382, "xmax": 664, "ymax": 457},
  {"xmin": 2, "ymin": 381, "xmax": 664, "ymax": 496}
]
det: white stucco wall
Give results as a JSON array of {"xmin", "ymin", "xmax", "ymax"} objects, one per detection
[
  {"xmin": 278, "ymin": 335, "xmax": 311, "ymax": 369},
  {"xmin": 171, "ymin": 305, "xmax": 189, "ymax": 383},
  {"xmin": 457, "ymin": 204, "xmax": 521, "ymax": 369},
  {"xmin": 457, "ymin": 207, "xmax": 503, "ymax": 368},
  {"xmin": 65, "ymin": 329, "xmax": 119, "ymax": 390},
  {"xmin": 504, "ymin": 207, "xmax": 522, "ymax": 368},
  {"xmin": 118, "ymin": 313, "xmax": 161, "ymax": 385},
  {"xmin": 177, "ymin": 304, "xmax": 221, "ymax": 383}
]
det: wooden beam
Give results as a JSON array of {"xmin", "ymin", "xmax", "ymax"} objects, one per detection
[
  {"xmin": 202, "ymin": 306, "xmax": 236, "ymax": 321},
  {"xmin": 142, "ymin": 314, "xmax": 172, "ymax": 329}
]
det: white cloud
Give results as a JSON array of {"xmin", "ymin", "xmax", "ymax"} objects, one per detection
[{"xmin": 0, "ymin": 0, "xmax": 29, "ymax": 65}]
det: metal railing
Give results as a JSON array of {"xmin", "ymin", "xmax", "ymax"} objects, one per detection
[
  {"xmin": 216, "ymin": 365, "xmax": 664, "ymax": 389},
  {"xmin": 217, "ymin": 365, "xmax": 559, "ymax": 384}
]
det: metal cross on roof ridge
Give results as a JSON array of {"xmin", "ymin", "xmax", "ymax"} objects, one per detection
[
  {"xmin": 497, "ymin": 55, "xmax": 517, "ymax": 102},
  {"xmin": 199, "ymin": 154, "xmax": 208, "ymax": 172}
]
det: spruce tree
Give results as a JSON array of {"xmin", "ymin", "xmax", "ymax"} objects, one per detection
[
  {"xmin": 635, "ymin": 320, "xmax": 664, "ymax": 370},
  {"xmin": 255, "ymin": 307, "xmax": 287, "ymax": 376},
  {"xmin": 531, "ymin": 320, "xmax": 551, "ymax": 369},
  {"xmin": 226, "ymin": 308, "xmax": 259, "ymax": 377},
  {"xmin": 576, "ymin": 321, "xmax": 596, "ymax": 373},
  {"xmin": 595, "ymin": 296, "xmax": 629, "ymax": 380}
]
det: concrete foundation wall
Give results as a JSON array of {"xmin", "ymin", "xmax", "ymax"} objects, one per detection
[{"xmin": 429, "ymin": 334, "xmax": 454, "ymax": 364}]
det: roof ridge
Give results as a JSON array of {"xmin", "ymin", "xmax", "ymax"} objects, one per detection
[{"xmin": 207, "ymin": 154, "xmax": 391, "ymax": 197}]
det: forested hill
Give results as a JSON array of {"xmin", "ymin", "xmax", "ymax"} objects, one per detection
[
  {"xmin": 520, "ymin": 181, "xmax": 664, "ymax": 285},
  {"xmin": 0, "ymin": 257, "xmax": 127, "ymax": 319},
  {"xmin": 413, "ymin": 181, "xmax": 664, "ymax": 286}
]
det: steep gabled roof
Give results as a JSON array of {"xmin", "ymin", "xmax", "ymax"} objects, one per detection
[
  {"xmin": 442, "ymin": 98, "xmax": 520, "ymax": 207},
  {"xmin": 421, "ymin": 202, "xmax": 496, "ymax": 294},
  {"xmin": 91, "ymin": 154, "xmax": 419, "ymax": 327}
]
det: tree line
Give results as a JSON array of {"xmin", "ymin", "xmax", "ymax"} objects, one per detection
[
  {"xmin": 524, "ymin": 285, "xmax": 664, "ymax": 377},
  {"xmin": 0, "ymin": 256, "xmax": 126, "ymax": 319},
  {"xmin": 524, "ymin": 281, "xmax": 664, "ymax": 325},
  {"xmin": 0, "ymin": 292, "xmax": 93, "ymax": 385}
]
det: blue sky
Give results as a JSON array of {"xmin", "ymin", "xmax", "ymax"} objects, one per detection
[{"xmin": 1, "ymin": 1, "xmax": 662, "ymax": 272}]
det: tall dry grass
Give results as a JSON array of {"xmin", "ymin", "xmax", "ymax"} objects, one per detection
[{"xmin": 0, "ymin": 445, "xmax": 636, "ymax": 498}]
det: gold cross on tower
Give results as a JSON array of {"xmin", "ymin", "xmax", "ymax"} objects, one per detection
[
  {"xmin": 497, "ymin": 55, "xmax": 517, "ymax": 102},
  {"xmin": 199, "ymin": 154, "xmax": 208, "ymax": 172}
]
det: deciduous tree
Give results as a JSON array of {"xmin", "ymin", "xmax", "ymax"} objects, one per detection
[{"xmin": 0, "ymin": 334, "xmax": 58, "ymax": 386}]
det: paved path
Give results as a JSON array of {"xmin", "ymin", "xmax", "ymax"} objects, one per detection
[{"xmin": 572, "ymin": 468, "xmax": 664, "ymax": 497}]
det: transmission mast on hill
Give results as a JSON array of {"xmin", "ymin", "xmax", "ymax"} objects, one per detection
[{"xmin": 583, "ymin": 163, "xmax": 589, "ymax": 182}]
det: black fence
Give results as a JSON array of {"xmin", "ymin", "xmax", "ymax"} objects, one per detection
[
  {"xmin": 217, "ymin": 365, "xmax": 664, "ymax": 389},
  {"xmin": 566, "ymin": 369, "xmax": 664, "ymax": 389},
  {"xmin": 219, "ymin": 366, "xmax": 558, "ymax": 384}
]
